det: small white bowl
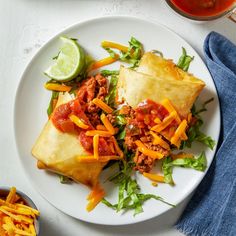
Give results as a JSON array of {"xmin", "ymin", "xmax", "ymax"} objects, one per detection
[{"xmin": 0, "ymin": 187, "xmax": 40, "ymax": 235}]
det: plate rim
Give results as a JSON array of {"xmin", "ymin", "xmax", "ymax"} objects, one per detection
[{"xmin": 14, "ymin": 15, "xmax": 221, "ymax": 225}]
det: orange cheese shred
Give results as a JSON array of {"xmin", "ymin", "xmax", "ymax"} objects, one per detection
[
  {"xmin": 86, "ymin": 184, "xmax": 105, "ymax": 212},
  {"xmin": 143, "ymin": 172, "xmax": 165, "ymax": 183},
  {"xmin": 151, "ymin": 112, "xmax": 176, "ymax": 133},
  {"xmin": 77, "ymin": 155, "xmax": 120, "ymax": 163},
  {"xmin": 150, "ymin": 131, "xmax": 170, "ymax": 150},
  {"xmin": 101, "ymin": 41, "xmax": 129, "ymax": 52},
  {"xmin": 96, "ymin": 125, "xmax": 107, "ymax": 131},
  {"xmin": 154, "ymin": 116, "xmax": 161, "ymax": 124},
  {"xmin": 44, "ymin": 83, "xmax": 72, "ymax": 92},
  {"xmin": 93, "ymin": 134, "xmax": 99, "ymax": 160},
  {"xmin": 161, "ymin": 98, "xmax": 181, "ymax": 124},
  {"xmin": 171, "ymin": 119, "xmax": 188, "ymax": 147},
  {"xmin": 100, "ymin": 114, "xmax": 116, "ymax": 135},
  {"xmin": 187, "ymin": 112, "xmax": 192, "ymax": 123},
  {"xmin": 92, "ymin": 98, "xmax": 113, "ymax": 114},
  {"xmin": 89, "ymin": 55, "xmax": 119, "ymax": 71},
  {"xmin": 111, "ymin": 136, "xmax": 124, "ymax": 158},
  {"xmin": 135, "ymin": 140, "xmax": 164, "ymax": 160},
  {"xmin": 69, "ymin": 114, "xmax": 89, "ymax": 129},
  {"xmin": 85, "ymin": 130, "xmax": 112, "ymax": 137},
  {"xmin": 171, "ymin": 152, "xmax": 194, "ymax": 160}
]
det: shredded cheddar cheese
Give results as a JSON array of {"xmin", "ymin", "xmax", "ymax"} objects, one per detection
[
  {"xmin": 151, "ymin": 112, "xmax": 176, "ymax": 133},
  {"xmin": 111, "ymin": 136, "xmax": 124, "ymax": 158},
  {"xmin": 93, "ymin": 134, "xmax": 99, "ymax": 160},
  {"xmin": 96, "ymin": 125, "xmax": 107, "ymax": 131},
  {"xmin": 143, "ymin": 172, "xmax": 165, "ymax": 183},
  {"xmin": 171, "ymin": 152, "xmax": 194, "ymax": 160},
  {"xmin": 135, "ymin": 140, "xmax": 164, "ymax": 159},
  {"xmin": 89, "ymin": 55, "xmax": 119, "ymax": 71},
  {"xmin": 171, "ymin": 119, "xmax": 188, "ymax": 147},
  {"xmin": 85, "ymin": 130, "xmax": 112, "ymax": 137},
  {"xmin": 187, "ymin": 112, "xmax": 192, "ymax": 123},
  {"xmin": 150, "ymin": 131, "xmax": 170, "ymax": 150},
  {"xmin": 154, "ymin": 116, "xmax": 161, "ymax": 124},
  {"xmin": 162, "ymin": 98, "xmax": 181, "ymax": 124},
  {"xmin": 76, "ymin": 155, "xmax": 120, "ymax": 163},
  {"xmin": 92, "ymin": 98, "xmax": 113, "ymax": 114},
  {"xmin": 69, "ymin": 114, "xmax": 89, "ymax": 129},
  {"xmin": 86, "ymin": 184, "xmax": 105, "ymax": 212},
  {"xmin": 100, "ymin": 114, "xmax": 116, "ymax": 135},
  {"xmin": 181, "ymin": 131, "xmax": 188, "ymax": 141},
  {"xmin": 44, "ymin": 83, "xmax": 72, "ymax": 92},
  {"xmin": 101, "ymin": 41, "xmax": 129, "ymax": 52}
]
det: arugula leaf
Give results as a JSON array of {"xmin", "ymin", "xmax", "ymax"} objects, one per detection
[
  {"xmin": 101, "ymin": 69, "xmax": 119, "ymax": 76},
  {"xmin": 162, "ymin": 156, "xmax": 175, "ymax": 185},
  {"xmin": 177, "ymin": 47, "xmax": 194, "ymax": 72},
  {"xmin": 47, "ymin": 91, "xmax": 59, "ymax": 116},
  {"xmin": 104, "ymin": 75, "xmax": 118, "ymax": 108}
]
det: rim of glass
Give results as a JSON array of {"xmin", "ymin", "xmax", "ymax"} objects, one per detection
[{"xmin": 165, "ymin": 0, "xmax": 236, "ymax": 21}]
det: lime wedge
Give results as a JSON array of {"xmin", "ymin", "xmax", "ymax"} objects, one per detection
[{"xmin": 44, "ymin": 36, "xmax": 85, "ymax": 81}]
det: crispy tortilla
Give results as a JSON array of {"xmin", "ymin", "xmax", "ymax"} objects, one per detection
[
  {"xmin": 137, "ymin": 52, "xmax": 203, "ymax": 83},
  {"xmin": 117, "ymin": 66, "xmax": 205, "ymax": 118},
  {"xmin": 31, "ymin": 92, "xmax": 106, "ymax": 187}
]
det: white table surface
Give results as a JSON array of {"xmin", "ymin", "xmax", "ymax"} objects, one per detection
[{"xmin": 0, "ymin": 0, "xmax": 235, "ymax": 235}]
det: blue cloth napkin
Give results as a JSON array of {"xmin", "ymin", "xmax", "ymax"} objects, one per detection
[{"xmin": 175, "ymin": 32, "xmax": 236, "ymax": 236}]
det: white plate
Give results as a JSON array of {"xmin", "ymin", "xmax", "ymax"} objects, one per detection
[{"xmin": 14, "ymin": 16, "xmax": 220, "ymax": 225}]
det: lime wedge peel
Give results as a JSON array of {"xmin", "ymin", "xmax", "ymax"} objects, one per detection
[{"xmin": 44, "ymin": 36, "xmax": 85, "ymax": 82}]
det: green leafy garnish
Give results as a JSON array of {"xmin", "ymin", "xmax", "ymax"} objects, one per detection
[
  {"xmin": 104, "ymin": 75, "xmax": 118, "ymax": 108},
  {"xmin": 59, "ymin": 175, "xmax": 70, "ymax": 184},
  {"xmin": 162, "ymin": 157, "xmax": 174, "ymax": 185},
  {"xmin": 104, "ymin": 47, "xmax": 117, "ymax": 59},
  {"xmin": 151, "ymin": 49, "xmax": 163, "ymax": 58},
  {"xmin": 103, "ymin": 152, "xmax": 174, "ymax": 215},
  {"xmin": 101, "ymin": 69, "xmax": 119, "ymax": 76},
  {"xmin": 191, "ymin": 97, "xmax": 214, "ymax": 116},
  {"xmin": 181, "ymin": 98, "xmax": 216, "ymax": 150},
  {"xmin": 177, "ymin": 47, "xmax": 194, "ymax": 72},
  {"xmin": 162, "ymin": 152, "xmax": 207, "ymax": 185},
  {"xmin": 103, "ymin": 37, "xmax": 143, "ymax": 68},
  {"xmin": 115, "ymin": 115, "xmax": 127, "ymax": 126},
  {"xmin": 171, "ymin": 152, "xmax": 207, "ymax": 171},
  {"xmin": 114, "ymin": 115, "xmax": 127, "ymax": 140},
  {"xmin": 120, "ymin": 37, "xmax": 143, "ymax": 68},
  {"xmin": 47, "ymin": 91, "xmax": 59, "ymax": 116}
]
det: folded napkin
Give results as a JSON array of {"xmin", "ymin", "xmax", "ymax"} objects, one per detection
[{"xmin": 176, "ymin": 32, "xmax": 236, "ymax": 236}]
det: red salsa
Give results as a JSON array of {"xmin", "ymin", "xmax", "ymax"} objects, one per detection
[
  {"xmin": 170, "ymin": 0, "xmax": 235, "ymax": 17},
  {"xmin": 51, "ymin": 98, "xmax": 113, "ymax": 155},
  {"xmin": 135, "ymin": 99, "xmax": 169, "ymax": 128}
]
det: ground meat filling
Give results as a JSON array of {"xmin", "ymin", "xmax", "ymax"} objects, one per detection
[
  {"xmin": 77, "ymin": 74, "xmax": 108, "ymax": 127},
  {"xmin": 122, "ymin": 103, "xmax": 170, "ymax": 173}
]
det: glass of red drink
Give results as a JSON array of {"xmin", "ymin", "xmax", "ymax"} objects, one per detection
[{"xmin": 165, "ymin": 0, "xmax": 236, "ymax": 22}]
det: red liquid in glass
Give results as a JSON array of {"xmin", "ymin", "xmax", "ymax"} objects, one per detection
[{"xmin": 170, "ymin": 0, "xmax": 235, "ymax": 17}]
